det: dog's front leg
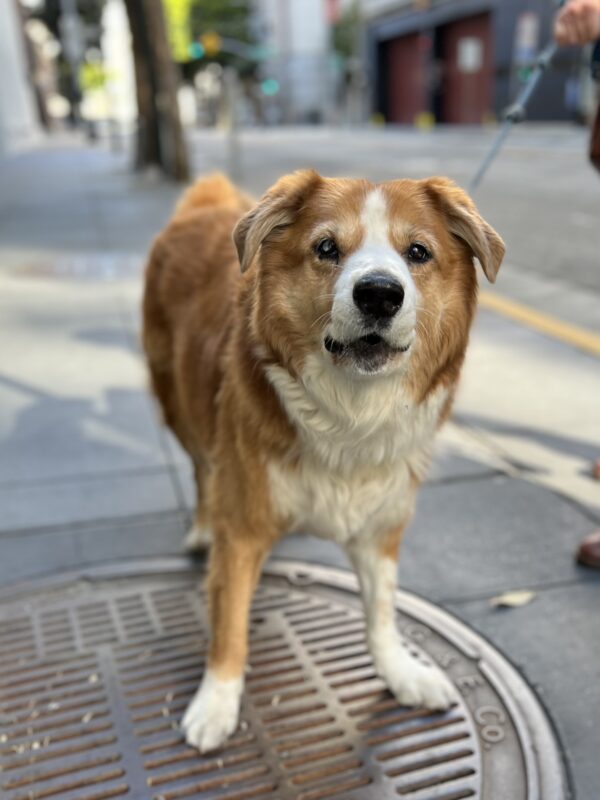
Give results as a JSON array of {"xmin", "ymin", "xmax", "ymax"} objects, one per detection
[
  {"xmin": 182, "ymin": 531, "xmax": 268, "ymax": 752},
  {"xmin": 347, "ymin": 529, "xmax": 454, "ymax": 711}
]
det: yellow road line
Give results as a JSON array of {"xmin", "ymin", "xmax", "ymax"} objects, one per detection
[{"xmin": 479, "ymin": 290, "xmax": 600, "ymax": 359}]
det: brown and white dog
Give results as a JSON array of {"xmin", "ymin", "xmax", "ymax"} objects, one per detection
[{"xmin": 142, "ymin": 170, "xmax": 505, "ymax": 753}]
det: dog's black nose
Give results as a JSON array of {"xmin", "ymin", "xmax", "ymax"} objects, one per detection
[{"xmin": 353, "ymin": 274, "xmax": 404, "ymax": 319}]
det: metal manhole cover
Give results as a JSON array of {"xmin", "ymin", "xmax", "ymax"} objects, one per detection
[{"xmin": 0, "ymin": 559, "xmax": 567, "ymax": 800}]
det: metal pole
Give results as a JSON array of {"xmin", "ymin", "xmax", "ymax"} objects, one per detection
[
  {"xmin": 58, "ymin": 0, "xmax": 84, "ymax": 125},
  {"xmin": 223, "ymin": 67, "xmax": 242, "ymax": 183}
]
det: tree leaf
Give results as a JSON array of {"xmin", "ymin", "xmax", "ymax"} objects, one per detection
[{"xmin": 490, "ymin": 590, "xmax": 536, "ymax": 609}]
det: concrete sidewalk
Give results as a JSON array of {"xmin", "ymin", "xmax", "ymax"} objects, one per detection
[{"xmin": 0, "ymin": 133, "xmax": 599, "ymax": 798}]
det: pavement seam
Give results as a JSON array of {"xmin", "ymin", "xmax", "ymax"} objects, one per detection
[
  {"xmin": 0, "ymin": 463, "xmax": 185, "ymax": 490},
  {"xmin": 543, "ymin": 486, "xmax": 600, "ymax": 527},
  {"xmin": 425, "ymin": 469, "xmax": 507, "ymax": 487},
  {"xmin": 0, "ymin": 509, "xmax": 188, "ymax": 541},
  {"xmin": 447, "ymin": 419, "xmax": 600, "ymax": 521}
]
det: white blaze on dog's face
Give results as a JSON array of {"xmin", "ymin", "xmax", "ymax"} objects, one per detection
[
  {"xmin": 234, "ymin": 171, "xmax": 504, "ymax": 385},
  {"xmin": 325, "ymin": 187, "xmax": 418, "ymax": 375}
]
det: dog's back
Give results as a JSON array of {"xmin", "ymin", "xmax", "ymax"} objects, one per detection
[{"xmin": 142, "ymin": 174, "xmax": 253, "ymax": 457}]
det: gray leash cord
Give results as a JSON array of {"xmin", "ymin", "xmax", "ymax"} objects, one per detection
[
  {"xmin": 469, "ymin": 41, "xmax": 558, "ymax": 193},
  {"xmin": 469, "ymin": 0, "xmax": 566, "ymax": 194}
]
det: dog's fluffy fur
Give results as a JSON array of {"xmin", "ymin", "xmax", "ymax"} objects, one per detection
[{"xmin": 142, "ymin": 171, "xmax": 505, "ymax": 752}]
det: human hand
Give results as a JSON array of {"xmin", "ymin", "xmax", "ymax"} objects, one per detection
[{"xmin": 554, "ymin": 0, "xmax": 600, "ymax": 46}]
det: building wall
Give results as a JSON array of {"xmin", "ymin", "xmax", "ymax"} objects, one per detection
[
  {"xmin": 101, "ymin": 0, "xmax": 137, "ymax": 128},
  {"xmin": 382, "ymin": 33, "xmax": 428, "ymax": 123},
  {"xmin": 439, "ymin": 12, "xmax": 493, "ymax": 124},
  {"xmin": 363, "ymin": 0, "xmax": 582, "ymax": 123},
  {"xmin": 254, "ymin": 0, "xmax": 332, "ymax": 122},
  {"xmin": 491, "ymin": 0, "xmax": 576, "ymax": 120},
  {"xmin": 0, "ymin": 0, "xmax": 39, "ymax": 154}
]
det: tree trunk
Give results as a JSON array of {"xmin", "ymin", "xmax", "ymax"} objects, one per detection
[
  {"xmin": 125, "ymin": 0, "xmax": 159, "ymax": 169},
  {"xmin": 123, "ymin": 0, "xmax": 189, "ymax": 181}
]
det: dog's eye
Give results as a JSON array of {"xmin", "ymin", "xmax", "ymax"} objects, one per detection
[
  {"xmin": 315, "ymin": 238, "xmax": 340, "ymax": 263},
  {"xmin": 407, "ymin": 243, "xmax": 432, "ymax": 264}
]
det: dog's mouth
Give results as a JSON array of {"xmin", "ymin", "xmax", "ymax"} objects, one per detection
[{"xmin": 324, "ymin": 332, "xmax": 411, "ymax": 371}]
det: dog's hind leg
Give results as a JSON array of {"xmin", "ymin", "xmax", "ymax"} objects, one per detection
[
  {"xmin": 184, "ymin": 460, "xmax": 213, "ymax": 551},
  {"xmin": 181, "ymin": 531, "xmax": 269, "ymax": 752},
  {"xmin": 347, "ymin": 527, "xmax": 455, "ymax": 712}
]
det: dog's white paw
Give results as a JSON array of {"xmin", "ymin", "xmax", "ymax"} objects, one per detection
[
  {"xmin": 374, "ymin": 643, "xmax": 454, "ymax": 711},
  {"xmin": 184, "ymin": 523, "xmax": 212, "ymax": 552},
  {"xmin": 181, "ymin": 672, "xmax": 242, "ymax": 752}
]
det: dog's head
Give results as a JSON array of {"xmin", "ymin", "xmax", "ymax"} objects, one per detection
[{"xmin": 234, "ymin": 171, "xmax": 504, "ymax": 383}]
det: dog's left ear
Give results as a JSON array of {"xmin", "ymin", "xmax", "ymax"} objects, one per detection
[
  {"xmin": 423, "ymin": 178, "xmax": 505, "ymax": 283},
  {"xmin": 233, "ymin": 170, "xmax": 322, "ymax": 272}
]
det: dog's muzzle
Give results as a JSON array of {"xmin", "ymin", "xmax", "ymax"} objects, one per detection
[{"xmin": 324, "ymin": 264, "xmax": 415, "ymax": 374}]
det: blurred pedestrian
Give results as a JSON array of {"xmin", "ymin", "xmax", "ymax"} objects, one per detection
[{"xmin": 554, "ymin": 0, "xmax": 600, "ymax": 569}]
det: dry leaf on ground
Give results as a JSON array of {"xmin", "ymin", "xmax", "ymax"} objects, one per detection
[{"xmin": 490, "ymin": 590, "xmax": 536, "ymax": 609}]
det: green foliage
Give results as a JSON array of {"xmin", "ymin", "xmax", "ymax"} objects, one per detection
[
  {"xmin": 332, "ymin": 0, "xmax": 360, "ymax": 60},
  {"xmin": 163, "ymin": 0, "xmax": 193, "ymax": 62},
  {"xmin": 189, "ymin": 0, "xmax": 254, "ymax": 43},
  {"xmin": 79, "ymin": 60, "xmax": 109, "ymax": 90},
  {"xmin": 188, "ymin": 0, "xmax": 257, "ymax": 73}
]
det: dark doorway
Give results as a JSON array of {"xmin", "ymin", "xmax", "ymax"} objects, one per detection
[
  {"xmin": 438, "ymin": 13, "xmax": 493, "ymax": 124},
  {"xmin": 381, "ymin": 33, "xmax": 429, "ymax": 124}
]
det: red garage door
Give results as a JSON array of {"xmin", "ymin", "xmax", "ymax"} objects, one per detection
[
  {"xmin": 386, "ymin": 33, "xmax": 428, "ymax": 124},
  {"xmin": 440, "ymin": 13, "xmax": 493, "ymax": 124}
]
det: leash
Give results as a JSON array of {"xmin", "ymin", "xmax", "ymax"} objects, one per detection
[{"xmin": 469, "ymin": 1, "xmax": 569, "ymax": 193}]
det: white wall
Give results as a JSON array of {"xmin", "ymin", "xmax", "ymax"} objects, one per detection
[
  {"xmin": 0, "ymin": 0, "xmax": 39, "ymax": 154},
  {"xmin": 255, "ymin": 0, "xmax": 332, "ymax": 121},
  {"xmin": 101, "ymin": 0, "xmax": 137, "ymax": 126}
]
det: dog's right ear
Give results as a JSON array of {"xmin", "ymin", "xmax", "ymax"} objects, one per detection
[
  {"xmin": 233, "ymin": 170, "xmax": 321, "ymax": 272},
  {"xmin": 422, "ymin": 177, "xmax": 505, "ymax": 284}
]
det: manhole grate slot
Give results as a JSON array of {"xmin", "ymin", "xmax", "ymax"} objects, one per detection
[{"xmin": 0, "ymin": 561, "xmax": 567, "ymax": 799}]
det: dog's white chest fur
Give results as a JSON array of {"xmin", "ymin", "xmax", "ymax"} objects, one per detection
[{"xmin": 267, "ymin": 355, "xmax": 448, "ymax": 544}]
